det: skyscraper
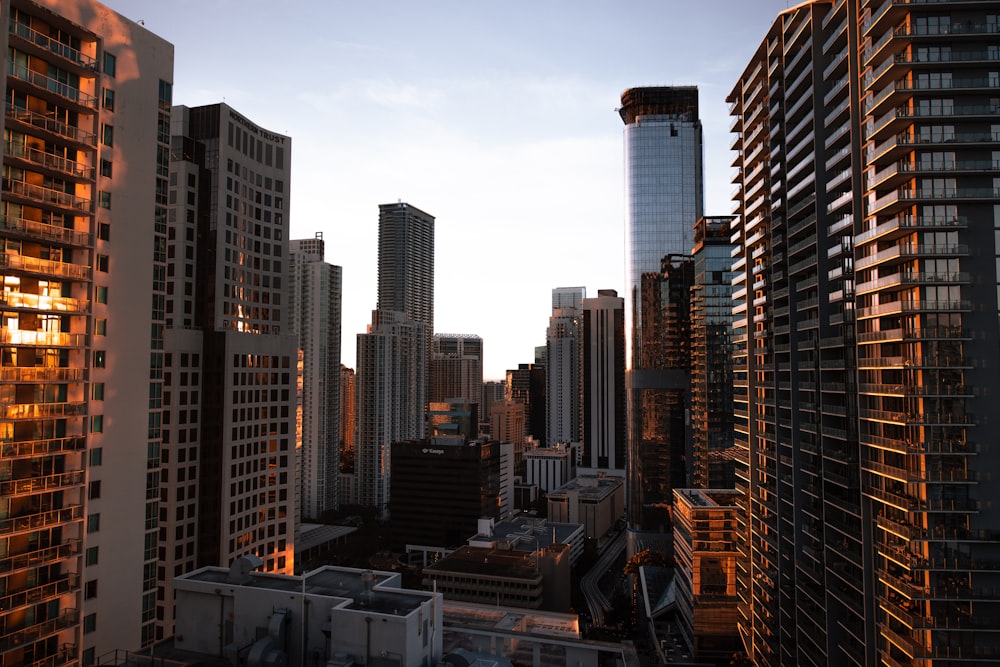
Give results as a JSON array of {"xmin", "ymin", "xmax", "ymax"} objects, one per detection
[
  {"xmin": 690, "ymin": 217, "xmax": 736, "ymax": 489},
  {"xmin": 582, "ymin": 289, "xmax": 626, "ymax": 470},
  {"xmin": 377, "ymin": 201, "xmax": 434, "ymax": 340},
  {"xmin": 430, "ymin": 333, "xmax": 483, "ymax": 406},
  {"xmin": 160, "ymin": 103, "xmax": 296, "ymax": 637},
  {"xmin": 546, "ymin": 287, "xmax": 584, "ymax": 447},
  {"xmin": 729, "ymin": 2, "xmax": 1000, "ymax": 664},
  {"xmin": 620, "ymin": 86, "xmax": 704, "ymax": 553},
  {"xmin": 289, "ymin": 233, "xmax": 342, "ymax": 520},
  {"xmin": 505, "ymin": 363, "xmax": 546, "ymax": 445},
  {"xmin": 2, "ymin": 0, "xmax": 172, "ymax": 658}
]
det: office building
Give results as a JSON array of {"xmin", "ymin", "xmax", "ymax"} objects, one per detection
[
  {"xmin": 430, "ymin": 333, "xmax": 483, "ymax": 406},
  {"xmin": 289, "ymin": 233, "xmax": 342, "ymax": 520},
  {"xmin": 690, "ymin": 217, "xmax": 736, "ymax": 489},
  {"xmin": 389, "ymin": 437, "xmax": 500, "ymax": 549},
  {"xmin": 673, "ymin": 489, "xmax": 741, "ymax": 663},
  {"xmin": 160, "ymin": 103, "xmax": 296, "ymax": 642},
  {"xmin": 506, "ymin": 363, "xmax": 545, "ymax": 444},
  {"xmin": 581, "ymin": 289, "xmax": 626, "ymax": 470},
  {"xmin": 1, "ymin": 0, "xmax": 172, "ymax": 658},
  {"xmin": 480, "ymin": 379, "xmax": 506, "ymax": 435},
  {"xmin": 427, "ymin": 399, "xmax": 479, "ymax": 439},
  {"xmin": 545, "ymin": 294, "xmax": 583, "ymax": 447},
  {"xmin": 469, "ymin": 516, "xmax": 585, "ymax": 568},
  {"xmin": 729, "ymin": 2, "xmax": 1000, "ymax": 664},
  {"xmin": 551, "ymin": 285, "xmax": 585, "ymax": 311},
  {"xmin": 524, "ymin": 442, "xmax": 578, "ymax": 494},
  {"xmin": 547, "ymin": 474, "xmax": 625, "ymax": 545},
  {"xmin": 355, "ymin": 309, "xmax": 427, "ymax": 518},
  {"xmin": 620, "ymin": 87, "xmax": 704, "ymax": 555}
]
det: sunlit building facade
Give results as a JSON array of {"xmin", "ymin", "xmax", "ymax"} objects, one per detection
[
  {"xmin": 1, "ymin": 0, "xmax": 173, "ymax": 660},
  {"xmin": 546, "ymin": 293, "xmax": 583, "ymax": 448},
  {"xmin": 430, "ymin": 333, "xmax": 483, "ymax": 407},
  {"xmin": 289, "ymin": 233, "xmax": 342, "ymax": 520},
  {"xmin": 159, "ymin": 103, "xmax": 296, "ymax": 639},
  {"xmin": 620, "ymin": 87, "xmax": 704, "ymax": 555},
  {"xmin": 729, "ymin": 2, "xmax": 1000, "ymax": 664}
]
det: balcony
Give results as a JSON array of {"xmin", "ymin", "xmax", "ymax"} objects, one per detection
[
  {"xmin": 3, "ymin": 179, "xmax": 90, "ymax": 212},
  {"xmin": 0, "ymin": 254, "xmax": 91, "ymax": 281},
  {"xmin": 0, "ymin": 291, "xmax": 89, "ymax": 313},
  {"xmin": 4, "ymin": 104, "xmax": 96, "ymax": 147},
  {"xmin": 9, "ymin": 19, "xmax": 97, "ymax": 71},
  {"xmin": 0, "ymin": 575, "xmax": 78, "ymax": 614},
  {"xmin": 0, "ymin": 540, "xmax": 81, "ymax": 575},
  {"xmin": 0, "ymin": 471, "xmax": 85, "ymax": 498},
  {"xmin": 0, "ymin": 435, "xmax": 86, "ymax": 458},
  {"xmin": 1, "ymin": 215, "xmax": 92, "ymax": 247},
  {"xmin": 6, "ymin": 62, "xmax": 97, "ymax": 111},
  {"xmin": 855, "ymin": 214, "xmax": 966, "ymax": 246},
  {"xmin": 896, "ymin": 21, "xmax": 1000, "ymax": 38},
  {"xmin": 0, "ymin": 504, "xmax": 83, "ymax": 534},
  {"xmin": 0, "ymin": 331, "xmax": 87, "ymax": 350},
  {"xmin": 4, "ymin": 141, "xmax": 95, "ymax": 180},
  {"xmin": 1, "ymin": 401, "xmax": 87, "ymax": 420},
  {"xmin": 0, "ymin": 609, "xmax": 78, "ymax": 654}
]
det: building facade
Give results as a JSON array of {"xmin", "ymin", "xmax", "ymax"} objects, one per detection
[
  {"xmin": 581, "ymin": 289, "xmax": 626, "ymax": 470},
  {"xmin": 690, "ymin": 217, "xmax": 736, "ymax": 489},
  {"xmin": 729, "ymin": 2, "xmax": 1000, "ymax": 664},
  {"xmin": 160, "ymin": 104, "xmax": 297, "ymax": 643},
  {"xmin": 620, "ymin": 87, "xmax": 704, "ymax": 554},
  {"xmin": 505, "ymin": 363, "xmax": 545, "ymax": 445},
  {"xmin": 1, "ymin": 0, "xmax": 172, "ymax": 659},
  {"xmin": 430, "ymin": 333, "xmax": 483, "ymax": 406},
  {"xmin": 289, "ymin": 233, "xmax": 342, "ymax": 520},
  {"xmin": 545, "ymin": 300, "xmax": 582, "ymax": 448}
]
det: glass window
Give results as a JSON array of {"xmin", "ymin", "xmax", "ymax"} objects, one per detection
[
  {"xmin": 85, "ymin": 546, "xmax": 99, "ymax": 565},
  {"xmin": 102, "ymin": 88, "xmax": 114, "ymax": 111},
  {"xmin": 96, "ymin": 286, "xmax": 108, "ymax": 304},
  {"xmin": 101, "ymin": 124, "xmax": 113, "ymax": 147},
  {"xmin": 90, "ymin": 448, "xmax": 102, "ymax": 466},
  {"xmin": 83, "ymin": 613, "xmax": 97, "ymax": 633},
  {"xmin": 91, "ymin": 415, "xmax": 103, "ymax": 433},
  {"xmin": 92, "ymin": 383, "xmax": 105, "ymax": 400},
  {"xmin": 103, "ymin": 52, "xmax": 116, "ymax": 77},
  {"xmin": 100, "ymin": 160, "xmax": 113, "ymax": 178},
  {"xmin": 87, "ymin": 514, "xmax": 100, "ymax": 533}
]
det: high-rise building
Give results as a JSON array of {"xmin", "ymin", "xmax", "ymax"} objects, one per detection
[
  {"xmin": 430, "ymin": 333, "xmax": 483, "ymax": 406},
  {"xmin": 545, "ymin": 287, "xmax": 584, "ymax": 447},
  {"xmin": 729, "ymin": 3, "xmax": 1000, "ymax": 664},
  {"xmin": 355, "ymin": 309, "xmax": 426, "ymax": 518},
  {"xmin": 1, "ymin": 0, "xmax": 172, "ymax": 658},
  {"xmin": 505, "ymin": 363, "xmax": 545, "ymax": 444},
  {"xmin": 339, "ymin": 364, "xmax": 355, "ymax": 472},
  {"xmin": 582, "ymin": 290, "xmax": 626, "ymax": 470},
  {"xmin": 289, "ymin": 233, "xmax": 342, "ymax": 520},
  {"xmin": 479, "ymin": 379, "xmax": 506, "ymax": 435},
  {"xmin": 690, "ymin": 217, "xmax": 736, "ymax": 489},
  {"xmin": 620, "ymin": 87, "xmax": 704, "ymax": 555},
  {"xmin": 160, "ymin": 104, "xmax": 297, "ymax": 640}
]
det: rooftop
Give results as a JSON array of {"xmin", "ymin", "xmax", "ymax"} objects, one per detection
[
  {"xmin": 547, "ymin": 474, "xmax": 623, "ymax": 502},
  {"xmin": 470, "ymin": 516, "xmax": 582, "ymax": 551}
]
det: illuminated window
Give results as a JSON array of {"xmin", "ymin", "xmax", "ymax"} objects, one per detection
[{"xmin": 94, "ymin": 351, "xmax": 106, "ymax": 368}]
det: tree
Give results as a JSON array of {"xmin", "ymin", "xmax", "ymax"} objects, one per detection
[{"xmin": 623, "ymin": 548, "xmax": 669, "ymax": 576}]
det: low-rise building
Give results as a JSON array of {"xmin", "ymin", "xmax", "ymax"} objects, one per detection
[
  {"xmin": 524, "ymin": 441, "xmax": 578, "ymax": 493},
  {"xmin": 469, "ymin": 516, "xmax": 585, "ymax": 567},
  {"xmin": 547, "ymin": 473, "xmax": 625, "ymax": 545}
]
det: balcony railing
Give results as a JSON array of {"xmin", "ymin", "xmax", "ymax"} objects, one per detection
[
  {"xmin": 0, "ymin": 436, "xmax": 86, "ymax": 458},
  {"xmin": 0, "ymin": 470, "xmax": 85, "ymax": 497},
  {"xmin": 4, "ymin": 141, "xmax": 95, "ymax": 179},
  {"xmin": 9, "ymin": 20, "xmax": 97, "ymax": 69},
  {"xmin": 1, "ymin": 214, "xmax": 92, "ymax": 246},
  {"xmin": 0, "ymin": 539, "xmax": 80, "ymax": 574},
  {"xmin": 7, "ymin": 63, "xmax": 97, "ymax": 109},
  {"xmin": 4, "ymin": 178, "xmax": 90, "ymax": 212},
  {"xmin": 0, "ymin": 575, "xmax": 78, "ymax": 614},
  {"xmin": 4, "ymin": 104, "xmax": 97, "ymax": 146},
  {"xmin": 0, "ymin": 504, "xmax": 83, "ymax": 534},
  {"xmin": 0, "ymin": 609, "xmax": 78, "ymax": 654},
  {"xmin": 2, "ymin": 401, "xmax": 87, "ymax": 419},
  {"xmin": 0, "ymin": 331, "xmax": 87, "ymax": 349},
  {"xmin": 0, "ymin": 291, "xmax": 89, "ymax": 313},
  {"xmin": 0, "ymin": 253, "xmax": 91, "ymax": 281}
]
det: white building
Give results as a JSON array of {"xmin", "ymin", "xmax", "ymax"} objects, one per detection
[
  {"xmin": 289, "ymin": 233, "xmax": 342, "ymax": 520},
  {"xmin": 524, "ymin": 442, "xmax": 578, "ymax": 494},
  {"xmin": 2, "ymin": 0, "xmax": 173, "ymax": 658},
  {"xmin": 172, "ymin": 561, "xmax": 443, "ymax": 667},
  {"xmin": 545, "ymin": 298, "xmax": 582, "ymax": 448}
]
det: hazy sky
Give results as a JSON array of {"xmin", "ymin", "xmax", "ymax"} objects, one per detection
[{"xmin": 102, "ymin": 0, "xmax": 791, "ymax": 379}]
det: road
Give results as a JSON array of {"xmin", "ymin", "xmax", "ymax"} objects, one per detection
[{"xmin": 580, "ymin": 530, "xmax": 626, "ymax": 625}]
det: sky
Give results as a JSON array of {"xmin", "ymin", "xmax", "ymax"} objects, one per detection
[{"xmin": 103, "ymin": 0, "xmax": 793, "ymax": 379}]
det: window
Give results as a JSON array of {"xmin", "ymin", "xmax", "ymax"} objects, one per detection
[
  {"xmin": 101, "ymin": 124, "xmax": 113, "ymax": 147},
  {"xmin": 83, "ymin": 613, "xmax": 97, "ymax": 634},
  {"xmin": 91, "ymin": 415, "xmax": 103, "ymax": 433},
  {"xmin": 93, "ymin": 351, "xmax": 106, "ymax": 368},
  {"xmin": 84, "ymin": 579, "xmax": 98, "ymax": 600},
  {"xmin": 95, "ymin": 319, "xmax": 107, "ymax": 335},
  {"xmin": 103, "ymin": 51, "xmax": 116, "ymax": 77},
  {"xmin": 96, "ymin": 286, "xmax": 108, "ymax": 304},
  {"xmin": 92, "ymin": 383, "xmax": 105, "ymax": 400},
  {"xmin": 97, "ymin": 255, "xmax": 109, "ymax": 272},
  {"xmin": 85, "ymin": 546, "xmax": 99, "ymax": 566},
  {"xmin": 102, "ymin": 88, "xmax": 115, "ymax": 111},
  {"xmin": 88, "ymin": 480, "xmax": 101, "ymax": 499},
  {"xmin": 87, "ymin": 513, "xmax": 100, "ymax": 533},
  {"xmin": 90, "ymin": 448, "xmax": 103, "ymax": 466},
  {"xmin": 100, "ymin": 159, "xmax": 113, "ymax": 178},
  {"xmin": 98, "ymin": 222, "xmax": 110, "ymax": 241},
  {"xmin": 99, "ymin": 191, "xmax": 111, "ymax": 209}
]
